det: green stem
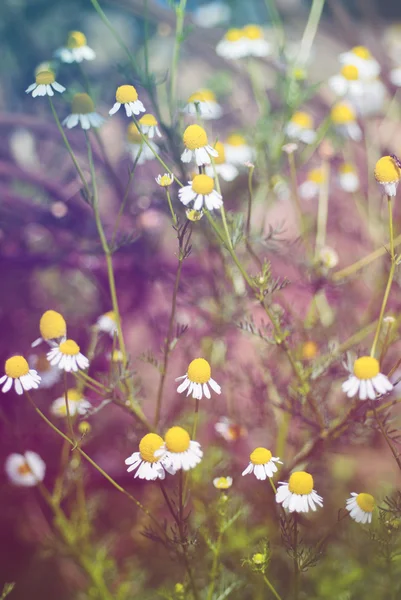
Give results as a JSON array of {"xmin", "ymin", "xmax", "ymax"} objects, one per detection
[
  {"xmin": 297, "ymin": 0, "xmax": 326, "ymax": 67},
  {"xmin": 63, "ymin": 372, "xmax": 75, "ymax": 442},
  {"xmin": 166, "ymin": 188, "xmax": 178, "ymax": 225},
  {"xmin": 372, "ymin": 402, "xmax": 401, "ymax": 472},
  {"xmin": 206, "ymin": 529, "xmax": 223, "ymax": 600},
  {"xmin": 169, "ymin": 0, "xmax": 187, "ymax": 120},
  {"xmin": 287, "ymin": 152, "xmax": 312, "ymax": 256},
  {"xmin": 314, "ymin": 161, "xmax": 330, "ymax": 258},
  {"xmin": 293, "ymin": 515, "xmax": 299, "ymax": 599},
  {"xmin": 263, "ymin": 575, "xmax": 283, "ymax": 600},
  {"xmin": 111, "ymin": 144, "xmax": 143, "ymax": 247}
]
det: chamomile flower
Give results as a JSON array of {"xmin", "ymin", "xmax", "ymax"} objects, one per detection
[
  {"xmin": 374, "ymin": 156, "xmax": 401, "ymax": 197},
  {"xmin": 276, "ymin": 471, "xmax": 323, "ymax": 513},
  {"xmin": 26, "ymin": 70, "xmax": 66, "ymax": 97},
  {"xmin": 330, "ymin": 102, "xmax": 362, "ymax": 141},
  {"xmin": 346, "ymin": 492, "xmax": 375, "ymax": 524},
  {"xmin": 96, "ymin": 311, "xmax": 118, "ymax": 336},
  {"xmin": 342, "ymin": 355, "xmax": 393, "ymax": 400},
  {"xmin": 338, "ymin": 46, "xmax": 380, "ymax": 79},
  {"xmin": 32, "ymin": 310, "xmax": 67, "ymax": 348},
  {"xmin": 301, "ymin": 341, "xmax": 319, "ymax": 361},
  {"xmin": 156, "ymin": 173, "xmax": 174, "ymax": 187},
  {"xmin": 181, "ymin": 124, "xmax": 218, "ymax": 166},
  {"xmin": 205, "ymin": 141, "xmax": 239, "ymax": 182},
  {"xmin": 186, "ymin": 208, "xmax": 204, "ymax": 221},
  {"xmin": 242, "ymin": 448, "xmax": 282, "ymax": 481},
  {"xmin": 299, "ymin": 167, "xmax": 326, "ymax": 200},
  {"xmin": 50, "ymin": 388, "xmax": 91, "ymax": 418},
  {"xmin": 176, "ymin": 357, "xmax": 221, "ymax": 400},
  {"xmin": 318, "ymin": 246, "xmax": 339, "ymax": 270},
  {"xmin": 285, "ymin": 111, "xmax": 317, "ymax": 144},
  {"xmin": 47, "ymin": 339, "xmax": 89, "ymax": 373},
  {"xmin": 241, "ymin": 25, "xmax": 272, "ymax": 58},
  {"xmin": 183, "ymin": 89, "xmax": 223, "ymax": 120},
  {"xmin": 125, "ymin": 433, "xmax": 166, "ymax": 481},
  {"xmin": 5, "ymin": 451, "xmax": 46, "ymax": 486},
  {"xmin": 351, "ymin": 78, "xmax": 386, "ymax": 117},
  {"xmin": 138, "ymin": 114, "xmax": 161, "ymax": 138},
  {"xmin": 126, "ymin": 123, "xmax": 157, "ymax": 165},
  {"xmin": 338, "ymin": 163, "xmax": 360, "ymax": 193},
  {"xmin": 62, "ymin": 93, "xmax": 105, "ymax": 130},
  {"xmin": 0, "ymin": 356, "xmax": 41, "ymax": 395},
  {"xmin": 224, "ymin": 134, "xmax": 254, "ymax": 165},
  {"xmin": 193, "ymin": 2, "xmax": 231, "ymax": 29},
  {"xmin": 29, "ymin": 353, "xmax": 61, "ymax": 388},
  {"xmin": 178, "ymin": 174, "xmax": 223, "ymax": 211},
  {"xmin": 215, "ymin": 417, "xmax": 247, "ymax": 442},
  {"xmin": 213, "ymin": 476, "xmax": 233, "ymax": 490},
  {"xmin": 55, "ymin": 31, "xmax": 96, "ymax": 63},
  {"xmin": 109, "ymin": 85, "xmax": 145, "ymax": 117},
  {"xmin": 216, "ymin": 28, "xmax": 247, "ymax": 60},
  {"xmin": 328, "ymin": 64, "xmax": 364, "ymax": 97},
  {"xmin": 155, "ymin": 426, "xmax": 203, "ymax": 472}
]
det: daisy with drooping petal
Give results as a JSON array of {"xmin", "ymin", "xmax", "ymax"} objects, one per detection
[
  {"xmin": 374, "ymin": 156, "xmax": 401, "ymax": 197},
  {"xmin": 224, "ymin": 134, "xmax": 255, "ymax": 165},
  {"xmin": 63, "ymin": 93, "xmax": 105, "ymax": 130},
  {"xmin": 216, "ymin": 28, "xmax": 247, "ymax": 60},
  {"xmin": 299, "ymin": 167, "xmax": 326, "ymax": 200},
  {"xmin": 342, "ymin": 355, "xmax": 393, "ymax": 400},
  {"xmin": 126, "ymin": 123, "xmax": 157, "ymax": 165},
  {"xmin": 138, "ymin": 114, "xmax": 162, "ymax": 138},
  {"xmin": 242, "ymin": 447, "xmax": 282, "ymax": 481},
  {"xmin": 50, "ymin": 388, "xmax": 92, "ymax": 418},
  {"xmin": 213, "ymin": 476, "xmax": 233, "ymax": 490},
  {"xmin": 47, "ymin": 339, "xmax": 89, "ymax": 372},
  {"xmin": 183, "ymin": 89, "xmax": 223, "ymax": 120},
  {"xmin": 96, "ymin": 311, "xmax": 118, "ymax": 336},
  {"xmin": 155, "ymin": 426, "xmax": 203, "ymax": 472},
  {"xmin": 179, "ymin": 174, "xmax": 223, "ymax": 211},
  {"xmin": 181, "ymin": 124, "xmax": 218, "ymax": 166},
  {"xmin": 285, "ymin": 111, "xmax": 317, "ymax": 144},
  {"xmin": 330, "ymin": 102, "xmax": 362, "ymax": 141},
  {"xmin": 241, "ymin": 24, "xmax": 272, "ymax": 58},
  {"xmin": 346, "ymin": 492, "xmax": 375, "ymax": 524},
  {"xmin": 0, "ymin": 356, "xmax": 41, "ymax": 395},
  {"xmin": 29, "ymin": 353, "xmax": 61, "ymax": 389},
  {"xmin": 339, "ymin": 46, "xmax": 380, "ymax": 80},
  {"xmin": 328, "ymin": 64, "xmax": 364, "ymax": 98},
  {"xmin": 125, "ymin": 433, "xmax": 167, "ymax": 481},
  {"xmin": 338, "ymin": 163, "xmax": 360, "ymax": 193},
  {"xmin": 276, "ymin": 471, "xmax": 323, "ymax": 513},
  {"xmin": 109, "ymin": 85, "xmax": 145, "ymax": 117},
  {"xmin": 26, "ymin": 70, "xmax": 66, "ymax": 98},
  {"xmin": 156, "ymin": 173, "xmax": 174, "ymax": 187},
  {"xmin": 215, "ymin": 417, "xmax": 247, "ymax": 442},
  {"xmin": 205, "ymin": 142, "xmax": 239, "ymax": 182},
  {"xmin": 55, "ymin": 31, "xmax": 96, "ymax": 63},
  {"xmin": 176, "ymin": 357, "xmax": 221, "ymax": 400},
  {"xmin": 32, "ymin": 310, "xmax": 67, "ymax": 348},
  {"xmin": 5, "ymin": 451, "xmax": 46, "ymax": 486}
]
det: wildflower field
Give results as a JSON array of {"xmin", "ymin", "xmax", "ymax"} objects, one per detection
[{"xmin": 3, "ymin": 0, "xmax": 401, "ymax": 598}]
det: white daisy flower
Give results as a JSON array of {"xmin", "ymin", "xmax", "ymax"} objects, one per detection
[
  {"xmin": 5, "ymin": 451, "xmax": 46, "ymax": 486},
  {"xmin": 205, "ymin": 141, "xmax": 239, "ymax": 182},
  {"xmin": 155, "ymin": 426, "xmax": 202, "ymax": 472},
  {"xmin": 193, "ymin": 1, "xmax": 231, "ymax": 29},
  {"xmin": 179, "ymin": 174, "xmax": 223, "ymax": 211},
  {"xmin": 328, "ymin": 64, "xmax": 364, "ymax": 98},
  {"xmin": 55, "ymin": 31, "xmax": 96, "ymax": 63},
  {"xmin": 47, "ymin": 339, "xmax": 89, "ymax": 373},
  {"xmin": 138, "ymin": 114, "xmax": 162, "ymax": 138},
  {"xmin": 224, "ymin": 134, "xmax": 255, "ymax": 166},
  {"xmin": 126, "ymin": 123, "xmax": 157, "ymax": 165},
  {"xmin": 285, "ymin": 111, "xmax": 317, "ymax": 144},
  {"xmin": 0, "ymin": 356, "xmax": 41, "ymax": 395},
  {"xmin": 276, "ymin": 471, "xmax": 323, "ymax": 513},
  {"xmin": 176, "ymin": 357, "xmax": 221, "ymax": 400},
  {"xmin": 28, "ymin": 353, "xmax": 61, "ymax": 389},
  {"xmin": 338, "ymin": 46, "xmax": 380, "ymax": 80},
  {"xmin": 351, "ymin": 78, "xmax": 386, "ymax": 117},
  {"xmin": 299, "ymin": 167, "xmax": 326, "ymax": 200},
  {"xmin": 96, "ymin": 311, "xmax": 118, "ymax": 336},
  {"xmin": 330, "ymin": 102, "xmax": 362, "ymax": 141},
  {"xmin": 390, "ymin": 66, "xmax": 401, "ymax": 87},
  {"xmin": 213, "ymin": 476, "xmax": 233, "ymax": 490},
  {"xmin": 374, "ymin": 155, "xmax": 401, "ymax": 197},
  {"xmin": 62, "ymin": 93, "xmax": 105, "ymax": 130},
  {"xmin": 26, "ymin": 70, "xmax": 66, "ymax": 98},
  {"xmin": 214, "ymin": 417, "xmax": 247, "ymax": 442},
  {"xmin": 338, "ymin": 163, "xmax": 360, "ymax": 193},
  {"xmin": 50, "ymin": 388, "xmax": 92, "ymax": 418},
  {"xmin": 346, "ymin": 492, "xmax": 375, "ymax": 524},
  {"xmin": 155, "ymin": 173, "xmax": 174, "ymax": 187},
  {"xmin": 241, "ymin": 25, "xmax": 272, "ymax": 58},
  {"xmin": 32, "ymin": 310, "xmax": 67, "ymax": 348},
  {"xmin": 242, "ymin": 447, "xmax": 282, "ymax": 480},
  {"xmin": 183, "ymin": 89, "xmax": 223, "ymax": 120},
  {"xmin": 342, "ymin": 355, "xmax": 393, "ymax": 400},
  {"xmin": 125, "ymin": 433, "xmax": 167, "ymax": 481},
  {"xmin": 216, "ymin": 28, "xmax": 247, "ymax": 60},
  {"xmin": 109, "ymin": 85, "xmax": 145, "ymax": 118},
  {"xmin": 181, "ymin": 124, "xmax": 218, "ymax": 166}
]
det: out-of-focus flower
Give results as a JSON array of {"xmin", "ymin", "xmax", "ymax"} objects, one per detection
[
  {"xmin": 78, "ymin": 421, "xmax": 92, "ymax": 435},
  {"xmin": 55, "ymin": 31, "xmax": 95, "ymax": 63},
  {"xmin": 205, "ymin": 142, "xmax": 239, "ymax": 182},
  {"xmin": 276, "ymin": 471, "xmax": 323, "ymax": 513},
  {"xmin": 216, "ymin": 28, "xmax": 246, "ymax": 60},
  {"xmin": 241, "ymin": 25, "xmax": 272, "ymax": 58},
  {"xmin": 138, "ymin": 114, "xmax": 162, "ymax": 138},
  {"xmin": 271, "ymin": 175, "xmax": 290, "ymax": 201},
  {"xmin": 390, "ymin": 67, "xmax": 401, "ymax": 87},
  {"xmin": 176, "ymin": 358, "xmax": 221, "ymax": 400},
  {"xmin": 47, "ymin": 340, "xmax": 89, "ymax": 373},
  {"xmin": 318, "ymin": 246, "xmax": 339, "ymax": 270},
  {"xmin": 155, "ymin": 426, "xmax": 203, "ymax": 472},
  {"xmin": 328, "ymin": 64, "xmax": 364, "ymax": 98},
  {"xmin": 125, "ymin": 433, "xmax": 167, "ymax": 481},
  {"xmin": 29, "ymin": 353, "xmax": 61, "ymax": 389},
  {"xmin": 285, "ymin": 111, "xmax": 316, "ymax": 144},
  {"xmin": 126, "ymin": 124, "xmax": 157, "ymax": 165},
  {"xmin": 193, "ymin": 2, "xmax": 231, "ymax": 29},
  {"xmin": 215, "ymin": 417, "xmax": 247, "ymax": 442},
  {"xmin": 338, "ymin": 46, "xmax": 380, "ymax": 79},
  {"xmin": 0, "ymin": 356, "xmax": 41, "ymax": 395},
  {"xmin": 342, "ymin": 356, "xmax": 393, "ymax": 400},
  {"xmin": 109, "ymin": 85, "xmax": 145, "ymax": 117},
  {"xmin": 242, "ymin": 448, "xmax": 282, "ymax": 480},
  {"xmin": 32, "ymin": 310, "xmax": 67, "ymax": 348},
  {"xmin": 374, "ymin": 156, "xmax": 401, "ymax": 197},
  {"xmin": 5, "ymin": 452, "xmax": 46, "ymax": 486},
  {"xmin": 213, "ymin": 476, "xmax": 233, "ymax": 490},
  {"xmin": 330, "ymin": 102, "xmax": 362, "ymax": 141},
  {"xmin": 50, "ymin": 388, "xmax": 92, "ymax": 418},
  {"xmin": 346, "ymin": 492, "xmax": 375, "ymax": 524},
  {"xmin": 186, "ymin": 208, "xmax": 204, "ymax": 221},
  {"xmin": 224, "ymin": 134, "xmax": 254, "ymax": 165},
  {"xmin": 299, "ymin": 167, "xmax": 326, "ymax": 200},
  {"xmin": 63, "ymin": 93, "xmax": 105, "ymax": 130},
  {"xmin": 183, "ymin": 89, "xmax": 222, "ymax": 120},
  {"xmin": 352, "ymin": 78, "xmax": 386, "ymax": 117},
  {"xmin": 179, "ymin": 174, "xmax": 223, "ymax": 211},
  {"xmin": 338, "ymin": 163, "xmax": 360, "ymax": 193},
  {"xmin": 156, "ymin": 173, "xmax": 174, "ymax": 187},
  {"xmin": 26, "ymin": 70, "xmax": 66, "ymax": 97},
  {"xmin": 301, "ymin": 341, "xmax": 319, "ymax": 360},
  {"xmin": 96, "ymin": 311, "xmax": 118, "ymax": 336},
  {"xmin": 384, "ymin": 23, "xmax": 401, "ymax": 61},
  {"xmin": 181, "ymin": 124, "xmax": 218, "ymax": 166}
]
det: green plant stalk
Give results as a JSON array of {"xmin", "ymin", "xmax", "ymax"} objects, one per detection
[
  {"xmin": 64, "ymin": 372, "xmax": 75, "ymax": 442},
  {"xmin": 245, "ymin": 164, "xmax": 255, "ymax": 238},
  {"xmin": 297, "ymin": 0, "xmax": 326, "ymax": 67},
  {"xmin": 206, "ymin": 494, "xmax": 228, "ymax": 600},
  {"xmin": 211, "ymin": 159, "xmax": 233, "ymax": 251},
  {"xmin": 111, "ymin": 143, "xmax": 143, "ymax": 246},
  {"xmin": 372, "ymin": 402, "xmax": 401, "ymax": 472},
  {"xmin": 263, "ymin": 575, "xmax": 283, "ymax": 600},
  {"xmin": 287, "ymin": 152, "xmax": 313, "ymax": 257},
  {"xmin": 75, "ymin": 370, "xmax": 107, "ymax": 392},
  {"xmin": 166, "ymin": 188, "xmax": 178, "ymax": 225},
  {"xmin": 314, "ymin": 160, "xmax": 330, "ymax": 258},
  {"xmin": 293, "ymin": 515, "xmax": 299, "ymax": 600},
  {"xmin": 169, "ymin": 0, "xmax": 188, "ymax": 120},
  {"xmin": 76, "ymin": 328, "xmax": 99, "ymax": 394},
  {"xmin": 263, "ymin": 0, "xmax": 285, "ymax": 49}
]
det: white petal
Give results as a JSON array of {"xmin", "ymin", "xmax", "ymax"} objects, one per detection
[{"xmin": 109, "ymin": 102, "xmax": 121, "ymax": 116}]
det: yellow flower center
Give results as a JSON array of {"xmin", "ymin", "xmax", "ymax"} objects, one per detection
[
  {"xmin": 66, "ymin": 388, "xmax": 82, "ymax": 402},
  {"xmin": 352, "ymin": 45, "xmax": 371, "ymax": 60},
  {"xmin": 213, "ymin": 141, "xmax": 226, "ymax": 165},
  {"xmin": 250, "ymin": 447, "xmax": 272, "ymax": 465},
  {"xmin": 356, "ymin": 492, "xmax": 375, "ymax": 513},
  {"xmin": 159, "ymin": 175, "xmax": 172, "ymax": 186},
  {"xmin": 302, "ymin": 341, "xmax": 318, "ymax": 360},
  {"xmin": 111, "ymin": 350, "xmax": 123, "ymax": 362},
  {"xmin": 183, "ymin": 124, "xmax": 208, "ymax": 150},
  {"xmin": 291, "ymin": 111, "xmax": 313, "ymax": 130},
  {"xmin": 67, "ymin": 31, "xmax": 87, "ymax": 48},
  {"xmin": 252, "ymin": 553, "xmax": 264, "ymax": 565},
  {"xmin": 374, "ymin": 156, "xmax": 401, "ymax": 184},
  {"xmin": 165, "ymin": 426, "xmax": 191, "ymax": 453},
  {"xmin": 103, "ymin": 311, "xmax": 116, "ymax": 322},
  {"xmin": 127, "ymin": 123, "xmax": 142, "ymax": 144},
  {"xmin": 288, "ymin": 471, "xmax": 314, "ymax": 495},
  {"xmin": 339, "ymin": 162, "xmax": 355, "ymax": 175},
  {"xmin": 139, "ymin": 114, "xmax": 158, "ymax": 126},
  {"xmin": 243, "ymin": 24, "xmax": 263, "ymax": 40},
  {"xmin": 139, "ymin": 433, "xmax": 164, "ymax": 463},
  {"xmin": 292, "ymin": 67, "xmax": 306, "ymax": 81},
  {"xmin": 214, "ymin": 477, "xmax": 231, "ymax": 489},
  {"xmin": 353, "ymin": 356, "xmax": 380, "ymax": 380},
  {"xmin": 5, "ymin": 356, "xmax": 29, "ymax": 379},
  {"xmin": 186, "ymin": 209, "xmax": 203, "ymax": 221},
  {"xmin": 187, "ymin": 357, "xmax": 211, "ymax": 383},
  {"xmin": 116, "ymin": 85, "xmax": 138, "ymax": 104},
  {"xmin": 17, "ymin": 462, "xmax": 32, "ymax": 476},
  {"xmin": 340, "ymin": 64, "xmax": 359, "ymax": 81},
  {"xmin": 188, "ymin": 89, "xmax": 216, "ymax": 104},
  {"xmin": 192, "ymin": 174, "xmax": 215, "ymax": 195},
  {"xmin": 39, "ymin": 310, "xmax": 67, "ymax": 340},
  {"xmin": 78, "ymin": 421, "xmax": 91, "ymax": 434},
  {"xmin": 226, "ymin": 134, "xmax": 246, "ymax": 147},
  {"xmin": 35, "ymin": 71, "xmax": 55, "ymax": 85},
  {"xmin": 225, "ymin": 28, "xmax": 244, "ymax": 42},
  {"xmin": 331, "ymin": 103, "xmax": 356, "ymax": 124},
  {"xmin": 59, "ymin": 339, "xmax": 80, "ymax": 356},
  {"xmin": 71, "ymin": 93, "xmax": 95, "ymax": 115},
  {"xmin": 308, "ymin": 168, "xmax": 325, "ymax": 184}
]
